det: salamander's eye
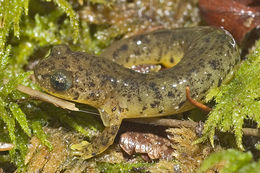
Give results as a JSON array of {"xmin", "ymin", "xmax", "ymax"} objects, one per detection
[{"xmin": 50, "ymin": 70, "xmax": 72, "ymax": 91}]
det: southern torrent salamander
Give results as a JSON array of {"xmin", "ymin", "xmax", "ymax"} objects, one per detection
[{"xmin": 34, "ymin": 26, "xmax": 240, "ymax": 159}]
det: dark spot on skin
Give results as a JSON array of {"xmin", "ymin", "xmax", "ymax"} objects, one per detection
[
  {"xmin": 217, "ymin": 78, "xmax": 223, "ymax": 87},
  {"xmin": 150, "ymin": 103, "xmax": 156, "ymax": 108},
  {"xmin": 79, "ymin": 87, "xmax": 84, "ymax": 92},
  {"xmin": 228, "ymin": 43, "xmax": 233, "ymax": 49},
  {"xmin": 189, "ymin": 68, "xmax": 196, "ymax": 74},
  {"xmin": 78, "ymin": 65, "xmax": 83, "ymax": 71},
  {"xmin": 59, "ymin": 56, "xmax": 67, "ymax": 60},
  {"xmin": 101, "ymin": 137, "xmax": 109, "ymax": 146},
  {"xmin": 206, "ymin": 73, "xmax": 212, "ymax": 80},
  {"xmin": 100, "ymin": 75, "xmax": 111, "ymax": 86},
  {"xmin": 119, "ymin": 107, "xmax": 124, "ymax": 113},
  {"xmin": 134, "ymin": 49, "xmax": 141, "ymax": 56},
  {"xmin": 112, "ymin": 51, "xmax": 119, "ymax": 59},
  {"xmin": 235, "ymin": 57, "xmax": 239, "ymax": 64},
  {"xmin": 209, "ymin": 60, "xmax": 220, "ymax": 70},
  {"xmin": 226, "ymin": 68, "xmax": 231, "ymax": 75},
  {"xmin": 198, "ymin": 59, "xmax": 205, "ymax": 68},
  {"xmin": 41, "ymin": 74, "xmax": 50, "ymax": 79},
  {"xmin": 126, "ymin": 56, "xmax": 130, "ymax": 63},
  {"xmin": 86, "ymin": 71, "xmax": 92, "ymax": 77},
  {"xmin": 170, "ymin": 56, "xmax": 174, "ymax": 63},
  {"xmin": 204, "ymin": 37, "xmax": 210, "ymax": 43},
  {"xmin": 112, "ymin": 107, "xmax": 116, "ymax": 112},
  {"xmin": 158, "ymin": 48, "xmax": 163, "ymax": 60},
  {"xmin": 178, "ymin": 101, "xmax": 185, "ymax": 108},
  {"xmin": 88, "ymin": 82, "xmax": 95, "ymax": 87},
  {"xmin": 118, "ymin": 44, "xmax": 128, "ymax": 52},
  {"xmin": 148, "ymin": 82, "xmax": 162, "ymax": 100},
  {"xmin": 150, "ymin": 101, "xmax": 160, "ymax": 108},
  {"xmin": 149, "ymin": 82, "xmax": 156, "ymax": 88},
  {"xmin": 155, "ymin": 91, "xmax": 162, "ymax": 100},
  {"xmin": 111, "ymin": 125, "xmax": 119, "ymax": 135},
  {"xmin": 89, "ymin": 93, "xmax": 95, "ymax": 99},
  {"xmin": 167, "ymin": 91, "xmax": 174, "ymax": 97},
  {"xmin": 63, "ymin": 64, "xmax": 70, "ymax": 69},
  {"xmin": 73, "ymin": 92, "xmax": 79, "ymax": 100},
  {"xmin": 191, "ymin": 92, "xmax": 197, "ymax": 98},
  {"xmin": 201, "ymin": 88, "xmax": 208, "ymax": 94},
  {"xmin": 191, "ymin": 87, "xmax": 199, "ymax": 98},
  {"xmin": 197, "ymin": 48, "xmax": 205, "ymax": 55}
]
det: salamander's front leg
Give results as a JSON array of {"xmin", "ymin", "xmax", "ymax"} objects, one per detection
[{"xmin": 72, "ymin": 112, "xmax": 122, "ymax": 159}]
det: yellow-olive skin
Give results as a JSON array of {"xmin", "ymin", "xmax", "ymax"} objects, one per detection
[{"xmin": 34, "ymin": 26, "xmax": 240, "ymax": 159}]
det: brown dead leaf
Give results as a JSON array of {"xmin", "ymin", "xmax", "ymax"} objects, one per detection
[{"xmin": 199, "ymin": 0, "xmax": 260, "ymax": 43}]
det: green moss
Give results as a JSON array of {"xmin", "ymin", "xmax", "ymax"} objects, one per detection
[
  {"xmin": 31, "ymin": 120, "xmax": 52, "ymax": 150},
  {"xmin": 56, "ymin": 111, "xmax": 101, "ymax": 139},
  {"xmin": 197, "ymin": 149, "xmax": 260, "ymax": 173},
  {"xmin": 0, "ymin": 0, "xmax": 82, "ymax": 169},
  {"xmin": 52, "ymin": 0, "xmax": 79, "ymax": 43},
  {"xmin": 9, "ymin": 103, "xmax": 31, "ymax": 137},
  {"xmin": 196, "ymin": 39, "xmax": 260, "ymax": 149},
  {"xmin": 0, "ymin": 0, "xmax": 28, "ymax": 49}
]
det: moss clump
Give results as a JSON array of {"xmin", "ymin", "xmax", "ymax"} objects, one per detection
[
  {"xmin": 197, "ymin": 149, "xmax": 260, "ymax": 173},
  {"xmin": 0, "ymin": 0, "xmax": 81, "ymax": 170},
  {"xmin": 196, "ymin": 39, "xmax": 260, "ymax": 149}
]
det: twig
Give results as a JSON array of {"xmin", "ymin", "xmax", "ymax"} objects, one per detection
[
  {"xmin": 0, "ymin": 142, "xmax": 14, "ymax": 151},
  {"xmin": 17, "ymin": 85, "xmax": 79, "ymax": 111},
  {"xmin": 242, "ymin": 128, "xmax": 260, "ymax": 137},
  {"xmin": 129, "ymin": 118, "xmax": 198, "ymax": 129},
  {"xmin": 130, "ymin": 118, "xmax": 260, "ymax": 137}
]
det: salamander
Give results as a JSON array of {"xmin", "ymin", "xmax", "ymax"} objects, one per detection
[{"xmin": 34, "ymin": 26, "xmax": 240, "ymax": 159}]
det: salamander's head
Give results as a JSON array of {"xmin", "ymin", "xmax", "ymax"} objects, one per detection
[{"xmin": 34, "ymin": 45, "xmax": 106, "ymax": 107}]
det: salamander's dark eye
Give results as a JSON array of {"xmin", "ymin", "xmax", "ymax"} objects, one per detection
[{"xmin": 50, "ymin": 70, "xmax": 72, "ymax": 91}]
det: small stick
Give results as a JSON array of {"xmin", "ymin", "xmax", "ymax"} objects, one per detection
[
  {"xmin": 242, "ymin": 128, "xmax": 260, "ymax": 137},
  {"xmin": 17, "ymin": 85, "xmax": 79, "ymax": 111},
  {"xmin": 0, "ymin": 142, "xmax": 14, "ymax": 151},
  {"xmin": 130, "ymin": 118, "xmax": 260, "ymax": 137},
  {"xmin": 186, "ymin": 86, "xmax": 212, "ymax": 112},
  {"xmin": 129, "ymin": 118, "xmax": 198, "ymax": 129}
]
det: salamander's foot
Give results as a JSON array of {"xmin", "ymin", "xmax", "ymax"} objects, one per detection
[{"xmin": 71, "ymin": 124, "xmax": 120, "ymax": 159}]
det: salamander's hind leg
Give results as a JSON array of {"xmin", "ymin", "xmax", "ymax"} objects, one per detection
[{"xmin": 72, "ymin": 115, "xmax": 122, "ymax": 159}]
